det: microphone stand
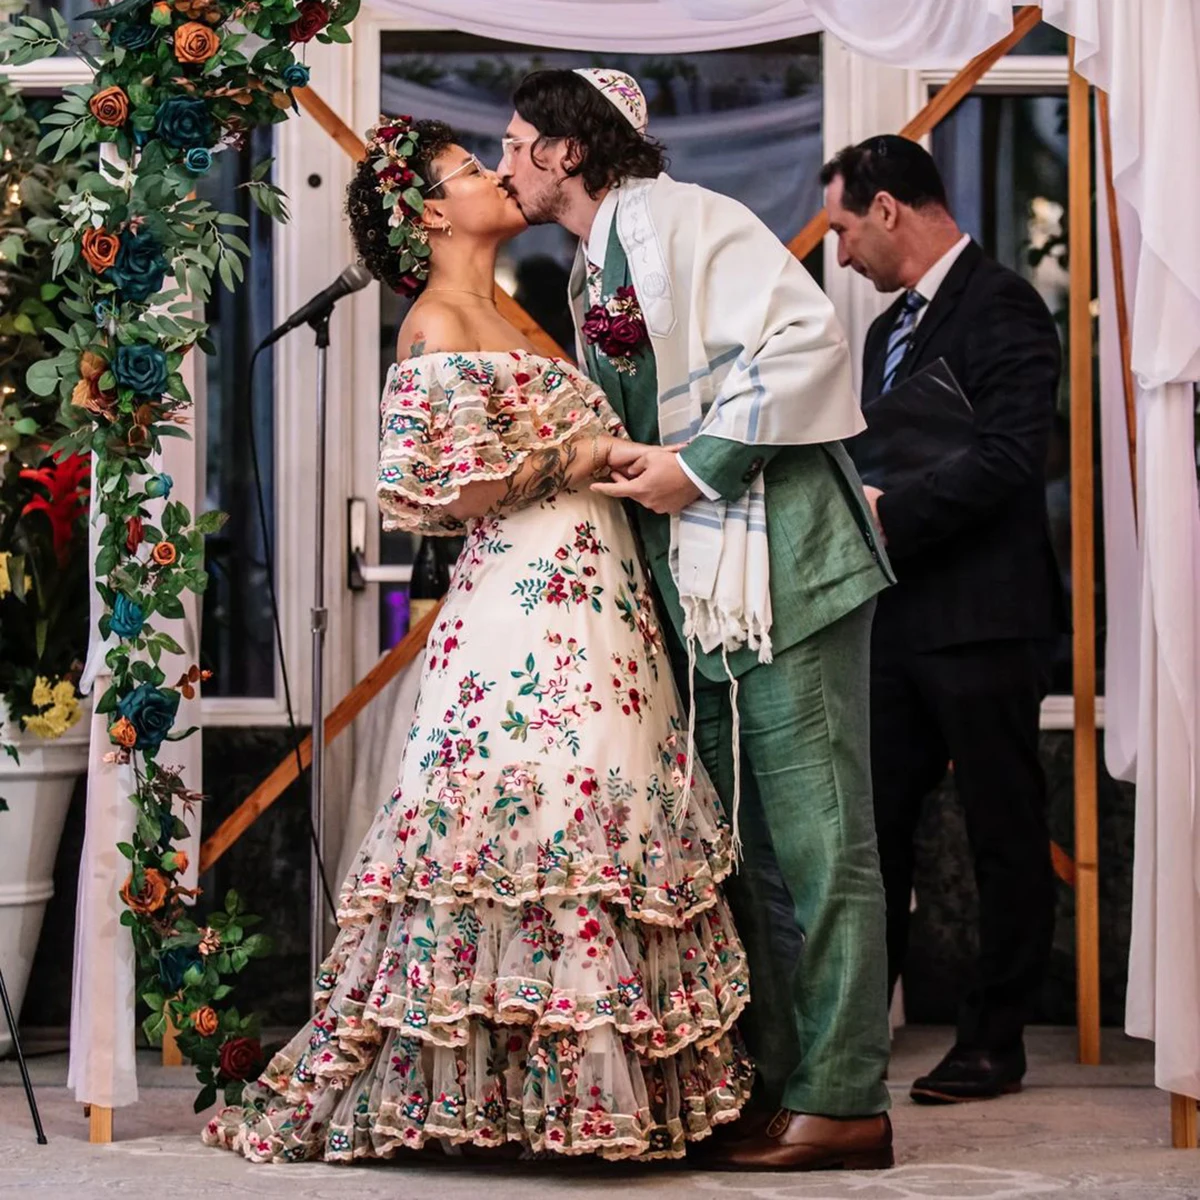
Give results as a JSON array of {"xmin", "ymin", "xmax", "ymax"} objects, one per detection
[{"xmin": 308, "ymin": 307, "xmax": 332, "ymax": 993}]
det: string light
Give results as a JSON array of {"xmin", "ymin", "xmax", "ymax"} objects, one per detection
[{"xmin": 6, "ymin": 182, "xmax": 19, "ymax": 207}]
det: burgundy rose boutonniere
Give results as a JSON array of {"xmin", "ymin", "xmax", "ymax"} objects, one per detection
[{"xmin": 582, "ymin": 285, "xmax": 649, "ymax": 375}]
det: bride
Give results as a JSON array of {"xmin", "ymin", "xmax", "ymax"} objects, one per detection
[{"xmin": 203, "ymin": 117, "xmax": 752, "ymax": 1164}]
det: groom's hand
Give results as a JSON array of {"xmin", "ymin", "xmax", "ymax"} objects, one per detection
[{"xmin": 593, "ymin": 445, "xmax": 701, "ymax": 514}]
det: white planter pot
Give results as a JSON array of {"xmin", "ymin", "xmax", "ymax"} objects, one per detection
[{"xmin": 0, "ymin": 710, "xmax": 90, "ymax": 1057}]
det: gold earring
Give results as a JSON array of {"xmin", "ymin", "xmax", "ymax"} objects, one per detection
[{"xmin": 441, "ymin": 221, "xmax": 453, "ymax": 237}]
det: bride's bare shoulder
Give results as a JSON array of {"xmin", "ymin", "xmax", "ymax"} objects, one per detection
[{"xmin": 397, "ymin": 296, "xmax": 474, "ymax": 360}]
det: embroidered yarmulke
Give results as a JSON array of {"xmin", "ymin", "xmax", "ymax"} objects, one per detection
[{"xmin": 573, "ymin": 68, "xmax": 648, "ymax": 134}]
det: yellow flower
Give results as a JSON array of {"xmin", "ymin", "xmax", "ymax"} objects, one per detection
[
  {"xmin": 31, "ymin": 676, "xmax": 53, "ymax": 708},
  {"xmin": 51, "ymin": 679, "xmax": 77, "ymax": 706},
  {"xmin": 0, "ymin": 553, "xmax": 10, "ymax": 597}
]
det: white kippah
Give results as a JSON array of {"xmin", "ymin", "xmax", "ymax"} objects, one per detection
[{"xmin": 572, "ymin": 68, "xmax": 648, "ymax": 134}]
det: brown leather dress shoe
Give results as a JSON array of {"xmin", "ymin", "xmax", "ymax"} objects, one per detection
[{"xmin": 706, "ymin": 1109, "xmax": 894, "ymax": 1171}]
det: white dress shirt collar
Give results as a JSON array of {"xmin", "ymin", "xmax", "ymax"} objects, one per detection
[
  {"xmin": 912, "ymin": 232, "xmax": 971, "ymax": 311},
  {"xmin": 585, "ymin": 188, "xmax": 620, "ymax": 269}
]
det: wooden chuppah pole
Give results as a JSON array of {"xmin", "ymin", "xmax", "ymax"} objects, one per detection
[
  {"xmin": 787, "ymin": 4, "xmax": 1042, "ymax": 262},
  {"xmin": 1067, "ymin": 40, "xmax": 1101, "ymax": 1068},
  {"xmin": 292, "ymin": 87, "xmax": 568, "ymax": 358}
]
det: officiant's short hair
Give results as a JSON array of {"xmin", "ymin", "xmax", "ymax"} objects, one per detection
[
  {"xmin": 820, "ymin": 135, "xmax": 949, "ymax": 217},
  {"xmin": 513, "ymin": 69, "xmax": 667, "ymax": 198}
]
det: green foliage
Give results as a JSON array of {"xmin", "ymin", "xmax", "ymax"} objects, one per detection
[{"xmin": 0, "ymin": 0, "xmax": 361, "ymax": 1105}]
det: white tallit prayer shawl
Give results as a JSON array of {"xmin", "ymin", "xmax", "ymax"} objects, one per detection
[
  {"xmin": 576, "ymin": 174, "xmax": 863, "ymax": 837},
  {"xmin": 608, "ymin": 173, "xmax": 864, "ymax": 660}
]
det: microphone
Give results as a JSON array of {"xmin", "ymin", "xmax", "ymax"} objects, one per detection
[{"xmin": 259, "ymin": 263, "xmax": 372, "ymax": 349}]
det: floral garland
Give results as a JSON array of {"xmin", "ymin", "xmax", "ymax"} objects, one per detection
[
  {"xmin": 1, "ymin": 0, "xmax": 359, "ymax": 1111},
  {"xmin": 365, "ymin": 115, "xmax": 431, "ymax": 297}
]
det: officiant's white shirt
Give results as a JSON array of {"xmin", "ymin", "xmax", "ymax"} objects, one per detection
[
  {"xmin": 584, "ymin": 187, "xmax": 720, "ymax": 501},
  {"xmin": 912, "ymin": 232, "xmax": 971, "ymax": 317}
]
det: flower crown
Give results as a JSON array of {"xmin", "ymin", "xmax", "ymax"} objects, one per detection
[{"xmin": 366, "ymin": 115, "xmax": 430, "ymax": 296}]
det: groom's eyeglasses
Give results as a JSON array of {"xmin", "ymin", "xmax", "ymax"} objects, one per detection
[
  {"xmin": 499, "ymin": 134, "xmax": 559, "ymax": 163},
  {"xmin": 425, "ymin": 153, "xmax": 485, "ymax": 193}
]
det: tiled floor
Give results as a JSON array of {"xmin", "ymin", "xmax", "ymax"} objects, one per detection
[{"xmin": 2, "ymin": 1026, "xmax": 1196, "ymax": 1199}]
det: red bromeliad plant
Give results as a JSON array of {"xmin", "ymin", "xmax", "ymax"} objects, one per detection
[{"xmin": 0, "ymin": 0, "xmax": 360, "ymax": 1109}]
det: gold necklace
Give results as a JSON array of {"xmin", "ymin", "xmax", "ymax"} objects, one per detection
[{"xmin": 423, "ymin": 287, "xmax": 495, "ymax": 302}]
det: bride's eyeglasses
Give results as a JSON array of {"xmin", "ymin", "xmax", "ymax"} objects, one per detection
[{"xmin": 424, "ymin": 153, "xmax": 485, "ymax": 194}]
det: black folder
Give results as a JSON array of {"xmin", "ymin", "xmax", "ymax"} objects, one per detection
[{"xmin": 853, "ymin": 357, "xmax": 975, "ymax": 491}]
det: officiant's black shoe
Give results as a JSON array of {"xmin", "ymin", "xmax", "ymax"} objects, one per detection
[{"xmin": 910, "ymin": 1044, "xmax": 1025, "ymax": 1104}]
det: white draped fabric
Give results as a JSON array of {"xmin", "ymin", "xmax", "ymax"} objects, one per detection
[
  {"xmin": 1043, "ymin": 0, "xmax": 1200, "ymax": 1100},
  {"xmin": 369, "ymin": 0, "xmax": 1013, "ymax": 61},
  {"xmin": 69, "ymin": 355, "xmax": 204, "ymax": 1108}
]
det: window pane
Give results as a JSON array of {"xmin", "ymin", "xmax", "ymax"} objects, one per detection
[
  {"xmin": 374, "ymin": 33, "xmax": 824, "ymax": 649},
  {"xmin": 199, "ymin": 129, "xmax": 277, "ymax": 697},
  {"xmin": 932, "ymin": 93, "xmax": 1102, "ymax": 696}
]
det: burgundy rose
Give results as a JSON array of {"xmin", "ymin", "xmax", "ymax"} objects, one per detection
[
  {"xmin": 396, "ymin": 273, "xmax": 421, "ymax": 296},
  {"xmin": 581, "ymin": 304, "xmax": 612, "ymax": 345},
  {"xmin": 375, "ymin": 125, "xmax": 400, "ymax": 141},
  {"xmin": 288, "ymin": 0, "xmax": 329, "ymax": 43},
  {"xmin": 218, "ymin": 1036, "xmax": 264, "ymax": 1081},
  {"xmin": 607, "ymin": 312, "xmax": 646, "ymax": 349}
]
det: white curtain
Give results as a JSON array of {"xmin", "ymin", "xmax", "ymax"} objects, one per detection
[
  {"xmin": 368, "ymin": 0, "xmax": 1012, "ymax": 60},
  {"xmin": 1043, "ymin": 0, "xmax": 1200, "ymax": 1101}
]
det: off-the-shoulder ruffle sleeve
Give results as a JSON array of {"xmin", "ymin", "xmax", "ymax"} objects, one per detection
[{"xmin": 376, "ymin": 352, "xmax": 621, "ymax": 535}]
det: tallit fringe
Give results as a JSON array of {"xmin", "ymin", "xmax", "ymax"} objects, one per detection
[{"xmin": 681, "ymin": 596, "xmax": 773, "ymax": 666}]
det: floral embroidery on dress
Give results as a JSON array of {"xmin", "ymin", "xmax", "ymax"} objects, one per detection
[{"xmin": 203, "ymin": 352, "xmax": 751, "ymax": 1166}]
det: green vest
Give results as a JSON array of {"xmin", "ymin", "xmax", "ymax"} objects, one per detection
[{"xmin": 585, "ymin": 224, "xmax": 893, "ymax": 682}]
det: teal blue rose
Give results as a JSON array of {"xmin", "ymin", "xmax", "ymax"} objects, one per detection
[
  {"xmin": 145, "ymin": 473, "xmax": 173, "ymax": 499},
  {"xmin": 115, "ymin": 682, "xmax": 180, "ymax": 751},
  {"xmin": 110, "ymin": 21, "xmax": 157, "ymax": 51},
  {"xmin": 110, "ymin": 594, "xmax": 145, "ymax": 639},
  {"xmin": 109, "ymin": 231, "xmax": 168, "ymax": 303},
  {"xmin": 184, "ymin": 147, "xmax": 212, "ymax": 175},
  {"xmin": 154, "ymin": 96, "xmax": 216, "ymax": 150},
  {"xmin": 158, "ymin": 945, "xmax": 202, "ymax": 992},
  {"xmin": 282, "ymin": 62, "xmax": 310, "ymax": 88},
  {"xmin": 113, "ymin": 342, "xmax": 168, "ymax": 396}
]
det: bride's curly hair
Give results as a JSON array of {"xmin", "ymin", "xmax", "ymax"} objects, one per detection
[
  {"xmin": 346, "ymin": 118, "xmax": 455, "ymax": 297},
  {"xmin": 513, "ymin": 69, "xmax": 667, "ymax": 198}
]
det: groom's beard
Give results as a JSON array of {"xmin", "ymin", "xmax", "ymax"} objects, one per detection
[{"xmin": 509, "ymin": 177, "xmax": 568, "ymax": 227}]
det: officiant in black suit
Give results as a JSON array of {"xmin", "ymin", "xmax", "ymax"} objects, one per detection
[{"xmin": 820, "ymin": 135, "xmax": 1068, "ymax": 1105}]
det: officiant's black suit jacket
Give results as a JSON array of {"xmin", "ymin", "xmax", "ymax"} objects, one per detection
[{"xmin": 850, "ymin": 240, "xmax": 1069, "ymax": 651}]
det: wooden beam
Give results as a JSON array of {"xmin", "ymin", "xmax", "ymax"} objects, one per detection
[
  {"xmin": 87, "ymin": 1103, "xmax": 113, "ymax": 1143},
  {"xmin": 1097, "ymin": 88, "xmax": 1138, "ymax": 523},
  {"xmin": 162, "ymin": 1014, "xmax": 183, "ymax": 1067},
  {"xmin": 1171, "ymin": 1093, "xmax": 1199, "ymax": 1149},
  {"xmin": 788, "ymin": 4, "xmax": 1042, "ymax": 262},
  {"xmin": 199, "ymin": 603, "xmax": 441, "ymax": 873},
  {"xmin": 1068, "ymin": 40, "xmax": 1101, "ymax": 1069},
  {"xmin": 292, "ymin": 87, "xmax": 568, "ymax": 359}
]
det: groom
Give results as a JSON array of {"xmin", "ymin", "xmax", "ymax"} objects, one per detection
[{"xmin": 501, "ymin": 68, "xmax": 894, "ymax": 1171}]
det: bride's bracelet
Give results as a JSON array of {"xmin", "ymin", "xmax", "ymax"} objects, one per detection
[{"xmin": 589, "ymin": 433, "xmax": 607, "ymax": 479}]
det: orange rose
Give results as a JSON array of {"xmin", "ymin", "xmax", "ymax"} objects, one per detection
[
  {"xmin": 151, "ymin": 541, "xmax": 177, "ymax": 566},
  {"xmin": 80, "ymin": 350, "xmax": 108, "ymax": 381},
  {"xmin": 174, "ymin": 21, "xmax": 220, "ymax": 63},
  {"xmin": 110, "ymin": 716, "xmax": 138, "ymax": 748},
  {"xmin": 120, "ymin": 867, "xmax": 169, "ymax": 914},
  {"xmin": 192, "ymin": 1005, "xmax": 218, "ymax": 1037},
  {"xmin": 163, "ymin": 849, "xmax": 189, "ymax": 874},
  {"xmin": 89, "ymin": 86, "xmax": 130, "ymax": 128},
  {"xmin": 81, "ymin": 228, "xmax": 120, "ymax": 273}
]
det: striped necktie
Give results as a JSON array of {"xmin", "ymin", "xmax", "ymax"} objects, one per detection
[{"xmin": 881, "ymin": 290, "xmax": 927, "ymax": 393}]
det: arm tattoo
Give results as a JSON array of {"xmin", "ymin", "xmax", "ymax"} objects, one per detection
[
  {"xmin": 489, "ymin": 442, "xmax": 577, "ymax": 514},
  {"xmin": 409, "ymin": 331, "xmax": 426, "ymax": 357}
]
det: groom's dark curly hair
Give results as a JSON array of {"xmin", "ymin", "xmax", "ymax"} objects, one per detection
[{"xmin": 513, "ymin": 69, "xmax": 667, "ymax": 198}]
